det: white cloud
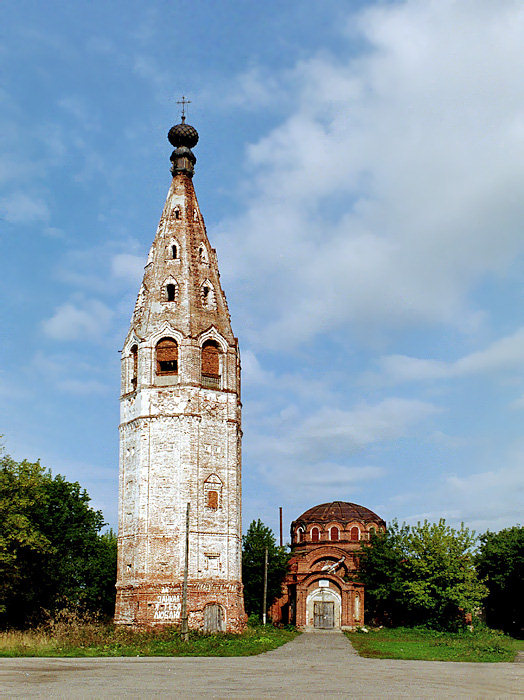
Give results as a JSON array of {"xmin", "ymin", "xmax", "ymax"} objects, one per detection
[
  {"xmin": 213, "ymin": 0, "xmax": 524, "ymax": 349},
  {"xmin": 111, "ymin": 253, "xmax": 144, "ymax": 283},
  {"xmin": 42, "ymin": 299, "xmax": 113, "ymax": 341},
  {"xmin": 244, "ymin": 395, "xmax": 439, "ymax": 499},
  {"xmin": 0, "ymin": 191, "xmax": 50, "ymax": 224},
  {"xmin": 401, "ymin": 457, "xmax": 524, "ymax": 533},
  {"xmin": 378, "ymin": 327, "xmax": 524, "ymax": 384},
  {"xmin": 297, "ymin": 398, "xmax": 439, "ymax": 453}
]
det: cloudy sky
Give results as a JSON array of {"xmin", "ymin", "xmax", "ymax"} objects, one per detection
[{"xmin": 1, "ymin": 0, "xmax": 523, "ymax": 539}]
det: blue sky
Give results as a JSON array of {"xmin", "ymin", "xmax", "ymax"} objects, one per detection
[{"xmin": 1, "ymin": 0, "xmax": 524, "ymax": 540}]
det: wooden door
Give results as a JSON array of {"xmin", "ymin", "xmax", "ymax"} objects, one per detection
[
  {"xmin": 313, "ymin": 601, "xmax": 334, "ymax": 628},
  {"xmin": 203, "ymin": 604, "xmax": 224, "ymax": 633}
]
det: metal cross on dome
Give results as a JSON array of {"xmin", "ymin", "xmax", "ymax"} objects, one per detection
[{"xmin": 176, "ymin": 95, "xmax": 191, "ymax": 121}]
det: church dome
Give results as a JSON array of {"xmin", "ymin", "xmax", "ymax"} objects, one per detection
[
  {"xmin": 294, "ymin": 501, "xmax": 383, "ymax": 525},
  {"xmin": 168, "ymin": 121, "xmax": 199, "ymax": 149}
]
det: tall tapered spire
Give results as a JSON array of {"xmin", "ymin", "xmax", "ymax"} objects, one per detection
[{"xmin": 115, "ymin": 116, "xmax": 245, "ymax": 633}]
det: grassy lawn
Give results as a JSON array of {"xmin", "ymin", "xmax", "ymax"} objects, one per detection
[
  {"xmin": 346, "ymin": 627, "xmax": 521, "ymax": 663},
  {"xmin": 0, "ymin": 621, "xmax": 298, "ymax": 658}
]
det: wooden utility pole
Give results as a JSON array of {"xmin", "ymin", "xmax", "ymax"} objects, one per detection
[
  {"xmin": 279, "ymin": 507, "xmax": 283, "ymax": 547},
  {"xmin": 180, "ymin": 502, "xmax": 190, "ymax": 641},
  {"xmin": 262, "ymin": 546, "xmax": 268, "ymax": 625}
]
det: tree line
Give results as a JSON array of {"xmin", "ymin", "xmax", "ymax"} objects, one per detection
[{"xmin": 0, "ymin": 444, "xmax": 521, "ymax": 634}]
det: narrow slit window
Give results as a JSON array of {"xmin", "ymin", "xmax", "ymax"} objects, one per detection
[
  {"xmin": 174, "ymin": 207, "xmax": 181, "ymax": 220},
  {"xmin": 130, "ymin": 344, "xmax": 138, "ymax": 390},
  {"xmin": 156, "ymin": 338, "xmax": 178, "ymax": 375},
  {"xmin": 172, "ymin": 244, "xmax": 178, "ymax": 259},
  {"xmin": 166, "ymin": 283, "xmax": 176, "ymax": 302}
]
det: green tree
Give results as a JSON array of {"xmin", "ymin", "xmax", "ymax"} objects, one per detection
[
  {"xmin": 358, "ymin": 519, "xmax": 487, "ymax": 630},
  {"xmin": 476, "ymin": 525, "xmax": 524, "ymax": 635},
  {"xmin": 0, "ymin": 448, "xmax": 117, "ymax": 626},
  {"xmin": 0, "ymin": 456, "xmax": 54, "ymax": 623},
  {"xmin": 242, "ymin": 519, "xmax": 289, "ymax": 619}
]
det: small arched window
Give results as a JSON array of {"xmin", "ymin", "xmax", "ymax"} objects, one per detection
[
  {"xmin": 166, "ymin": 283, "xmax": 176, "ymax": 302},
  {"xmin": 296, "ymin": 528, "xmax": 304, "ymax": 543},
  {"xmin": 200, "ymin": 280, "xmax": 217, "ymax": 309},
  {"xmin": 198, "ymin": 244, "xmax": 208, "ymax": 263},
  {"xmin": 130, "ymin": 344, "xmax": 138, "ymax": 390},
  {"xmin": 330, "ymin": 526, "xmax": 339, "ymax": 541},
  {"xmin": 311, "ymin": 527, "xmax": 320, "ymax": 543},
  {"xmin": 201, "ymin": 340, "xmax": 220, "ymax": 389},
  {"xmin": 156, "ymin": 338, "xmax": 178, "ymax": 375},
  {"xmin": 171, "ymin": 244, "xmax": 178, "ymax": 259},
  {"xmin": 174, "ymin": 206, "xmax": 181, "ymax": 220},
  {"xmin": 350, "ymin": 526, "xmax": 360, "ymax": 542},
  {"xmin": 369, "ymin": 526, "xmax": 376, "ymax": 537}
]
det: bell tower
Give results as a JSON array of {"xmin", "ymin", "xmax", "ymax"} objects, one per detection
[{"xmin": 115, "ymin": 110, "xmax": 246, "ymax": 632}]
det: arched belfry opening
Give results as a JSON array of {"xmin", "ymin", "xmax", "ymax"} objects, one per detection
[
  {"xmin": 156, "ymin": 337, "xmax": 178, "ymax": 375},
  {"xmin": 201, "ymin": 340, "xmax": 221, "ymax": 389}
]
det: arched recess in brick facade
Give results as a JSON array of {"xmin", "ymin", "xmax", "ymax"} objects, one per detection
[
  {"xmin": 201, "ymin": 340, "xmax": 220, "ymax": 388},
  {"xmin": 156, "ymin": 337, "xmax": 178, "ymax": 375}
]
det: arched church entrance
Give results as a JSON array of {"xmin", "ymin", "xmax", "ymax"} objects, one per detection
[{"xmin": 306, "ymin": 585, "xmax": 341, "ymax": 629}]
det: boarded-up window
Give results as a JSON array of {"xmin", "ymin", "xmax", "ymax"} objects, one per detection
[
  {"xmin": 201, "ymin": 340, "xmax": 220, "ymax": 388},
  {"xmin": 311, "ymin": 527, "xmax": 320, "ymax": 542},
  {"xmin": 156, "ymin": 338, "xmax": 178, "ymax": 375},
  {"xmin": 330, "ymin": 526, "xmax": 339, "ymax": 541},
  {"xmin": 207, "ymin": 490, "xmax": 218, "ymax": 509},
  {"xmin": 350, "ymin": 526, "xmax": 360, "ymax": 541},
  {"xmin": 131, "ymin": 344, "xmax": 138, "ymax": 389}
]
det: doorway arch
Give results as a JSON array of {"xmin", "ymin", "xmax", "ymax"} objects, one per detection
[{"xmin": 306, "ymin": 585, "xmax": 341, "ymax": 629}]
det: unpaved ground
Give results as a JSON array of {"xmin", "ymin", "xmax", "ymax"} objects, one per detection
[{"xmin": 1, "ymin": 630, "xmax": 522, "ymax": 699}]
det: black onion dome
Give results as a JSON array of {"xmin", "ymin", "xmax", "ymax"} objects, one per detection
[
  {"xmin": 294, "ymin": 501, "xmax": 384, "ymax": 525},
  {"xmin": 168, "ymin": 121, "xmax": 199, "ymax": 149}
]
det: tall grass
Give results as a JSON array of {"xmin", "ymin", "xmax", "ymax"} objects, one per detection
[{"xmin": 0, "ymin": 609, "xmax": 297, "ymax": 657}]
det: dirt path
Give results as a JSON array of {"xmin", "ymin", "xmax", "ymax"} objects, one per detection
[{"xmin": 1, "ymin": 630, "xmax": 522, "ymax": 699}]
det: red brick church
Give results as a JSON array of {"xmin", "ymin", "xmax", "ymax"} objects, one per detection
[{"xmin": 271, "ymin": 501, "xmax": 385, "ymax": 630}]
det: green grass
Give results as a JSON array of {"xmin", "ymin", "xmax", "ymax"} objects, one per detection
[
  {"xmin": 0, "ymin": 619, "xmax": 298, "ymax": 658},
  {"xmin": 346, "ymin": 627, "xmax": 521, "ymax": 663}
]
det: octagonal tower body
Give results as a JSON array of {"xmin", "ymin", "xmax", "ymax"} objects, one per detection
[{"xmin": 115, "ymin": 120, "xmax": 246, "ymax": 632}]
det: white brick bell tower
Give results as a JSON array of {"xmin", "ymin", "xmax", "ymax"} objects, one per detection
[{"xmin": 115, "ymin": 109, "xmax": 246, "ymax": 632}]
